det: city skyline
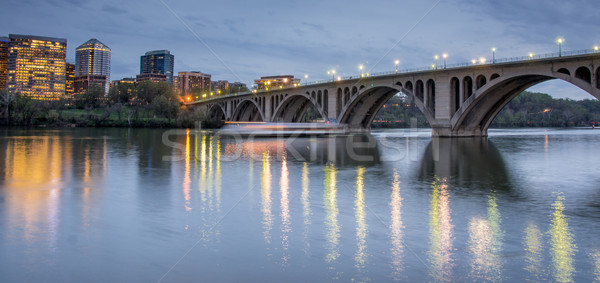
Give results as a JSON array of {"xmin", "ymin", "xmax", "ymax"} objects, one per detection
[{"xmin": 1, "ymin": 0, "xmax": 598, "ymax": 99}]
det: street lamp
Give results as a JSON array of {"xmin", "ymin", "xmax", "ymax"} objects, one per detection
[
  {"xmin": 471, "ymin": 59, "xmax": 477, "ymax": 65},
  {"xmin": 394, "ymin": 60, "xmax": 400, "ymax": 72},
  {"xmin": 479, "ymin": 57, "xmax": 486, "ymax": 64},
  {"xmin": 442, "ymin": 53, "xmax": 447, "ymax": 69},
  {"xmin": 529, "ymin": 52, "xmax": 534, "ymax": 59},
  {"xmin": 557, "ymin": 38, "xmax": 564, "ymax": 57},
  {"xmin": 359, "ymin": 64, "xmax": 364, "ymax": 77},
  {"xmin": 492, "ymin": 47, "xmax": 496, "ymax": 63},
  {"xmin": 594, "ymin": 45, "xmax": 599, "ymax": 52},
  {"xmin": 434, "ymin": 55, "xmax": 439, "ymax": 69}
]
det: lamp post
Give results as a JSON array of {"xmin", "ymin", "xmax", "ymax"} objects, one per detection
[
  {"xmin": 359, "ymin": 64, "xmax": 364, "ymax": 77},
  {"xmin": 557, "ymin": 38, "xmax": 564, "ymax": 57},
  {"xmin": 529, "ymin": 52, "xmax": 534, "ymax": 59},
  {"xmin": 434, "ymin": 55, "xmax": 439, "ymax": 69},
  {"xmin": 442, "ymin": 53, "xmax": 447, "ymax": 69},
  {"xmin": 594, "ymin": 46, "xmax": 599, "ymax": 52},
  {"xmin": 492, "ymin": 47, "xmax": 496, "ymax": 63},
  {"xmin": 479, "ymin": 57, "xmax": 486, "ymax": 64},
  {"xmin": 394, "ymin": 60, "xmax": 400, "ymax": 73}
]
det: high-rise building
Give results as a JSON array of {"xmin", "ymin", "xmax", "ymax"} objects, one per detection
[
  {"xmin": 254, "ymin": 75, "xmax": 300, "ymax": 90},
  {"xmin": 7, "ymin": 34, "xmax": 67, "ymax": 99},
  {"xmin": 212, "ymin": 80, "xmax": 230, "ymax": 93},
  {"xmin": 65, "ymin": 63, "xmax": 75, "ymax": 95},
  {"xmin": 136, "ymin": 73, "xmax": 167, "ymax": 83},
  {"xmin": 75, "ymin": 38, "xmax": 111, "ymax": 93},
  {"xmin": 230, "ymin": 81, "xmax": 248, "ymax": 93},
  {"xmin": 73, "ymin": 75, "xmax": 106, "ymax": 95},
  {"xmin": 140, "ymin": 50, "xmax": 174, "ymax": 83},
  {"xmin": 0, "ymin": 37, "xmax": 8, "ymax": 90},
  {"xmin": 177, "ymin": 71, "xmax": 211, "ymax": 96}
]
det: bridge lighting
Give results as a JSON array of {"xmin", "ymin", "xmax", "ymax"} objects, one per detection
[
  {"xmin": 202, "ymin": 94, "xmax": 207, "ymax": 98},
  {"xmin": 529, "ymin": 52, "xmax": 534, "ymax": 59},
  {"xmin": 442, "ymin": 53, "xmax": 448, "ymax": 69},
  {"xmin": 556, "ymin": 37, "xmax": 564, "ymax": 56},
  {"xmin": 594, "ymin": 46, "xmax": 599, "ymax": 52},
  {"xmin": 479, "ymin": 57, "xmax": 486, "ymax": 64},
  {"xmin": 431, "ymin": 64, "xmax": 435, "ymax": 69},
  {"xmin": 434, "ymin": 55, "xmax": 439, "ymax": 69},
  {"xmin": 543, "ymin": 108, "xmax": 551, "ymax": 113},
  {"xmin": 492, "ymin": 48, "xmax": 496, "ymax": 63},
  {"xmin": 337, "ymin": 76, "xmax": 342, "ymax": 81},
  {"xmin": 394, "ymin": 60, "xmax": 400, "ymax": 72},
  {"xmin": 304, "ymin": 74, "xmax": 308, "ymax": 80},
  {"xmin": 471, "ymin": 59, "xmax": 477, "ymax": 65}
]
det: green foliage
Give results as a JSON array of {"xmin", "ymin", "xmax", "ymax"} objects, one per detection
[
  {"xmin": 135, "ymin": 81, "xmax": 177, "ymax": 104},
  {"xmin": 491, "ymin": 91, "xmax": 600, "ymax": 127},
  {"xmin": 371, "ymin": 95, "xmax": 429, "ymax": 128},
  {"xmin": 75, "ymin": 87, "xmax": 105, "ymax": 109}
]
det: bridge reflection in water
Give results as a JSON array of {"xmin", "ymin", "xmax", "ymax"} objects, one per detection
[{"xmin": 0, "ymin": 128, "xmax": 590, "ymax": 281}]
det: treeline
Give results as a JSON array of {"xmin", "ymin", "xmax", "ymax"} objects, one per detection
[
  {"xmin": 0, "ymin": 81, "xmax": 213, "ymax": 128},
  {"xmin": 491, "ymin": 91, "xmax": 600, "ymax": 127},
  {"xmin": 372, "ymin": 91, "xmax": 600, "ymax": 128}
]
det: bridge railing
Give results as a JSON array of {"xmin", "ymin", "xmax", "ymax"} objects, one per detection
[{"xmin": 187, "ymin": 48, "xmax": 600, "ymax": 104}]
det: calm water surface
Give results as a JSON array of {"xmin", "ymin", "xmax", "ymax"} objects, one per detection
[{"xmin": 1, "ymin": 127, "xmax": 599, "ymax": 282}]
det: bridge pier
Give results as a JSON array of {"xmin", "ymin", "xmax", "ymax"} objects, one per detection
[{"xmin": 431, "ymin": 125, "xmax": 487, "ymax": 138}]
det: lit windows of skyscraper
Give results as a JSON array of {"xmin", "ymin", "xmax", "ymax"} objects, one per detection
[
  {"xmin": 65, "ymin": 63, "xmax": 75, "ymax": 95},
  {"xmin": 6, "ymin": 34, "xmax": 67, "ymax": 100},
  {"xmin": 140, "ymin": 50, "xmax": 174, "ymax": 83},
  {"xmin": 177, "ymin": 71, "xmax": 211, "ymax": 96},
  {"xmin": 75, "ymin": 38, "xmax": 111, "ymax": 93},
  {"xmin": 0, "ymin": 37, "xmax": 8, "ymax": 90}
]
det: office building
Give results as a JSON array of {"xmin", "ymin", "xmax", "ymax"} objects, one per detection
[
  {"xmin": 65, "ymin": 63, "xmax": 75, "ymax": 95},
  {"xmin": 0, "ymin": 37, "xmax": 8, "ymax": 90},
  {"xmin": 136, "ymin": 73, "xmax": 167, "ymax": 83},
  {"xmin": 254, "ymin": 75, "xmax": 300, "ymax": 90},
  {"xmin": 230, "ymin": 81, "xmax": 248, "ymax": 92},
  {"xmin": 75, "ymin": 38, "xmax": 111, "ymax": 93},
  {"xmin": 212, "ymin": 80, "xmax": 230, "ymax": 93},
  {"xmin": 140, "ymin": 50, "xmax": 174, "ymax": 83},
  {"xmin": 74, "ymin": 75, "xmax": 106, "ymax": 95},
  {"xmin": 177, "ymin": 71, "xmax": 211, "ymax": 96},
  {"xmin": 7, "ymin": 34, "xmax": 67, "ymax": 99}
]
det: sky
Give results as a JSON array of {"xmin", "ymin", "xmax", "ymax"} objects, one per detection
[{"xmin": 1, "ymin": 0, "xmax": 598, "ymax": 99}]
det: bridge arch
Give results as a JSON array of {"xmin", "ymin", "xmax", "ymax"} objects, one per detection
[
  {"xmin": 231, "ymin": 99, "xmax": 264, "ymax": 121},
  {"xmin": 271, "ymin": 93, "xmax": 326, "ymax": 122},
  {"xmin": 338, "ymin": 84, "xmax": 434, "ymax": 128},
  {"xmin": 208, "ymin": 104, "xmax": 227, "ymax": 121},
  {"xmin": 476, "ymin": 75, "xmax": 487, "ymax": 89},
  {"xmin": 450, "ymin": 77, "xmax": 460, "ymax": 115},
  {"xmin": 463, "ymin": 76, "xmax": 473, "ymax": 102},
  {"xmin": 451, "ymin": 70, "xmax": 600, "ymax": 136},
  {"xmin": 575, "ymin": 66, "xmax": 591, "ymax": 83},
  {"xmin": 426, "ymin": 79, "xmax": 435, "ymax": 113},
  {"xmin": 557, "ymin": 68, "xmax": 570, "ymax": 76}
]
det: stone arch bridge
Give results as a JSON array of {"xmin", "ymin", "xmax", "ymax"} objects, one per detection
[{"xmin": 188, "ymin": 52, "xmax": 600, "ymax": 137}]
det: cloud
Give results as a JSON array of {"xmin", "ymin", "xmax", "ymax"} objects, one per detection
[{"xmin": 102, "ymin": 4, "xmax": 127, "ymax": 15}]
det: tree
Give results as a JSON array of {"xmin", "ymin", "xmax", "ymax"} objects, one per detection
[
  {"xmin": 0, "ymin": 90, "xmax": 16, "ymax": 125},
  {"xmin": 75, "ymin": 87, "xmax": 104, "ymax": 109},
  {"xmin": 135, "ymin": 81, "xmax": 178, "ymax": 104},
  {"xmin": 108, "ymin": 83, "xmax": 135, "ymax": 104}
]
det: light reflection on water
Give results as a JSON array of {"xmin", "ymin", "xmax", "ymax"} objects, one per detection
[{"xmin": 0, "ymin": 128, "xmax": 599, "ymax": 281}]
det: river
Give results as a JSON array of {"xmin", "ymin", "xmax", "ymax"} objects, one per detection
[{"xmin": 0, "ymin": 127, "xmax": 599, "ymax": 282}]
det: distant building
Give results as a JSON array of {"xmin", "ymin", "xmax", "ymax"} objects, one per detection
[
  {"xmin": 212, "ymin": 80, "xmax": 230, "ymax": 92},
  {"xmin": 74, "ymin": 75, "xmax": 106, "ymax": 95},
  {"xmin": 254, "ymin": 75, "xmax": 300, "ymax": 90},
  {"xmin": 229, "ymin": 81, "xmax": 248, "ymax": 92},
  {"xmin": 109, "ymin": 77, "xmax": 136, "ymax": 89},
  {"xmin": 65, "ymin": 63, "xmax": 75, "ymax": 95},
  {"xmin": 75, "ymin": 38, "xmax": 111, "ymax": 93},
  {"xmin": 177, "ymin": 71, "xmax": 211, "ymax": 96},
  {"xmin": 0, "ymin": 37, "xmax": 8, "ymax": 90},
  {"xmin": 7, "ymin": 34, "xmax": 67, "ymax": 99},
  {"xmin": 140, "ymin": 50, "xmax": 174, "ymax": 83},
  {"xmin": 136, "ymin": 73, "xmax": 167, "ymax": 83}
]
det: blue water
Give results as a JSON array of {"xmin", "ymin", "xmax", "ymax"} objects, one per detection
[{"xmin": 0, "ymin": 127, "xmax": 599, "ymax": 282}]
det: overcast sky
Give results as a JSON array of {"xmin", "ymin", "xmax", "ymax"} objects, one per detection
[{"xmin": 1, "ymin": 0, "xmax": 598, "ymax": 99}]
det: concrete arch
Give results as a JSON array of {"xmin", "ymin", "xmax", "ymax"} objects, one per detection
[
  {"xmin": 426, "ymin": 79, "xmax": 435, "ymax": 113},
  {"xmin": 490, "ymin": 73, "xmax": 500, "ymax": 81},
  {"xmin": 271, "ymin": 93, "xmax": 326, "ymax": 122},
  {"xmin": 450, "ymin": 77, "xmax": 460, "ymax": 116},
  {"xmin": 231, "ymin": 99, "xmax": 264, "ymax": 121},
  {"xmin": 415, "ymin": 80, "xmax": 424, "ymax": 102},
  {"xmin": 451, "ymin": 71, "xmax": 600, "ymax": 137},
  {"xmin": 476, "ymin": 75, "xmax": 487, "ymax": 89},
  {"xmin": 557, "ymin": 68, "xmax": 570, "ymax": 76},
  {"xmin": 208, "ymin": 103, "xmax": 227, "ymax": 121},
  {"xmin": 463, "ymin": 76, "xmax": 473, "ymax": 102},
  {"xmin": 338, "ymin": 84, "xmax": 434, "ymax": 128},
  {"xmin": 575, "ymin": 66, "xmax": 591, "ymax": 83},
  {"xmin": 352, "ymin": 86, "xmax": 358, "ymax": 96},
  {"xmin": 596, "ymin": 66, "xmax": 600, "ymax": 89},
  {"xmin": 405, "ymin": 81, "xmax": 413, "ymax": 92}
]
